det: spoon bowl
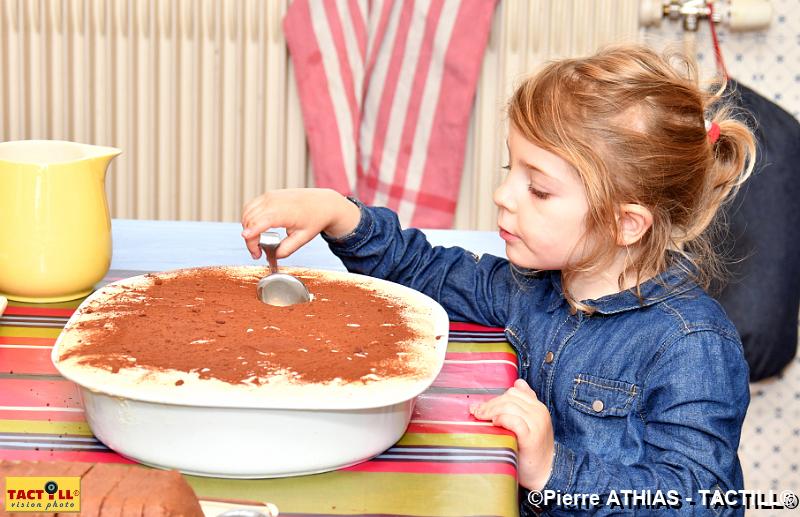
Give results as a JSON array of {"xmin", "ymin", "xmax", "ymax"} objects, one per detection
[
  {"xmin": 257, "ymin": 273, "xmax": 311, "ymax": 307},
  {"xmin": 257, "ymin": 232, "xmax": 311, "ymax": 306}
]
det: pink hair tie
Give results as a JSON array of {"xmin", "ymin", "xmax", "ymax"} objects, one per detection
[{"xmin": 705, "ymin": 119, "xmax": 721, "ymax": 144}]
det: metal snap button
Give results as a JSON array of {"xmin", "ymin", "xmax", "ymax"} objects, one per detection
[
  {"xmin": 544, "ymin": 351, "xmax": 554, "ymax": 363},
  {"xmin": 592, "ymin": 399, "xmax": 604, "ymax": 412}
]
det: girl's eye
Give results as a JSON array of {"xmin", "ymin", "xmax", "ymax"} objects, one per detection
[
  {"xmin": 528, "ymin": 183, "xmax": 550, "ymax": 200},
  {"xmin": 502, "ymin": 164, "xmax": 549, "ymax": 199}
]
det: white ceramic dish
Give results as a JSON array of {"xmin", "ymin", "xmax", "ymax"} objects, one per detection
[
  {"xmin": 52, "ymin": 267, "xmax": 449, "ymax": 478},
  {"xmin": 201, "ymin": 500, "xmax": 279, "ymax": 517}
]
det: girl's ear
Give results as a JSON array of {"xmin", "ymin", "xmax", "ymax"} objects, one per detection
[{"xmin": 616, "ymin": 203, "xmax": 653, "ymax": 246}]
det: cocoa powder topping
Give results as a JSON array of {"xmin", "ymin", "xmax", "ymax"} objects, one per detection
[{"xmin": 60, "ymin": 268, "xmax": 429, "ymax": 385}]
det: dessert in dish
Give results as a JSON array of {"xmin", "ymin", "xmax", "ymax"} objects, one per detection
[
  {"xmin": 53, "ymin": 266, "xmax": 445, "ymax": 408},
  {"xmin": 0, "ymin": 460, "xmax": 203, "ymax": 516},
  {"xmin": 49, "ymin": 266, "xmax": 449, "ymax": 477}
]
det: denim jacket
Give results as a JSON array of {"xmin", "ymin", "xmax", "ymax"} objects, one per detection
[{"xmin": 324, "ymin": 202, "xmax": 750, "ymax": 516}]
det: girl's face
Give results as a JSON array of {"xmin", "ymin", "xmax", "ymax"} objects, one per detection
[{"xmin": 493, "ymin": 125, "xmax": 591, "ymax": 270}]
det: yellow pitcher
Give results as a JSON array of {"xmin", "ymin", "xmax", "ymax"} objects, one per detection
[{"xmin": 0, "ymin": 140, "xmax": 121, "ymax": 302}]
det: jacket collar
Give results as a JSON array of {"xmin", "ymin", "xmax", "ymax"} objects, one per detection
[{"xmin": 546, "ymin": 259, "xmax": 699, "ymax": 315}]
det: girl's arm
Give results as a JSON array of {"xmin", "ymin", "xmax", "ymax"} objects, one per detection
[
  {"xmin": 323, "ymin": 198, "xmax": 513, "ymax": 327},
  {"xmin": 241, "ymin": 189, "xmax": 514, "ymax": 327}
]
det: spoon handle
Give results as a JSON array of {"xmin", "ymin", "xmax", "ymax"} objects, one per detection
[{"xmin": 258, "ymin": 232, "xmax": 281, "ymax": 275}]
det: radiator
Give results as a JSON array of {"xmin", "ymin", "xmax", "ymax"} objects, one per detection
[{"xmin": 1, "ymin": 0, "xmax": 639, "ymax": 229}]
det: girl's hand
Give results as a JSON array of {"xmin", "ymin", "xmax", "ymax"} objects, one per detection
[
  {"xmin": 470, "ymin": 379, "xmax": 555, "ymax": 491},
  {"xmin": 241, "ymin": 188, "xmax": 361, "ymax": 260}
]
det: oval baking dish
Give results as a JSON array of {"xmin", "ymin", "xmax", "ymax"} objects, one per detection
[{"xmin": 52, "ymin": 267, "xmax": 449, "ymax": 478}]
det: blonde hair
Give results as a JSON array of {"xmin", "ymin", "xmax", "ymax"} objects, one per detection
[{"xmin": 507, "ymin": 44, "xmax": 756, "ymax": 313}]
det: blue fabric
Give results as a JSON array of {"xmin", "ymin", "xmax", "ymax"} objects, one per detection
[
  {"xmin": 710, "ymin": 80, "xmax": 800, "ymax": 381},
  {"xmin": 324, "ymin": 201, "xmax": 750, "ymax": 516}
]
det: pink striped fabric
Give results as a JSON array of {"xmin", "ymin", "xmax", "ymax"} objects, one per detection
[{"xmin": 284, "ymin": 0, "xmax": 498, "ymax": 228}]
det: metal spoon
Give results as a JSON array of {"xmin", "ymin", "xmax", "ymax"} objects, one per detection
[{"xmin": 256, "ymin": 232, "xmax": 311, "ymax": 306}]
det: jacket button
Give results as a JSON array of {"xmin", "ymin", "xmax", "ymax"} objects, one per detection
[
  {"xmin": 544, "ymin": 351, "xmax": 554, "ymax": 363},
  {"xmin": 592, "ymin": 399, "xmax": 604, "ymax": 412}
]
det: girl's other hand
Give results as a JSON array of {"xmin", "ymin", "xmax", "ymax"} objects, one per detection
[
  {"xmin": 470, "ymin": 378, "xmax": 555, "ymax": 491},
  {"xmin": 240, "ymin": 188, "xmax": 361, "ymax": 260}
]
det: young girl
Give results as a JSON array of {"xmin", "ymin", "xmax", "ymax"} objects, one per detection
[{"xmin": 241, "ymin": 44, "xmax": 755, "ymax": 515}]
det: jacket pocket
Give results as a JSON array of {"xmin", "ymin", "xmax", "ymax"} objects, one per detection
[{"xmin": 569, "ymin": 373, "xmax": 638, "ymax": 418}]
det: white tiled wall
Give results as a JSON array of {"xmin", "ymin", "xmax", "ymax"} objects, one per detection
[{"xmin": 642, "ymin": 0, "xmax": 799, "ymax": 120}]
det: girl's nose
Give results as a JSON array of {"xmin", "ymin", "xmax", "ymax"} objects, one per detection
[{"xmin": 493, "ymin": 175, "xmax": 515, "ymax": 212}]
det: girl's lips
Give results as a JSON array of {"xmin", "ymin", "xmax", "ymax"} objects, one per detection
[{"xmin": 499, "ymin": 228, "xmax": 520, "ymax": 242}]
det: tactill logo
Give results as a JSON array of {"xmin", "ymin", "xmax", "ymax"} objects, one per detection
[{"xmin": 3, "ymin": 476, "xmax": 81, "ymax": 513}]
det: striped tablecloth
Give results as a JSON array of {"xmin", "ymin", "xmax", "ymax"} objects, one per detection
[{"xmin": 0, "ymin": 271, "xmax": 520, "ymax": 516}]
